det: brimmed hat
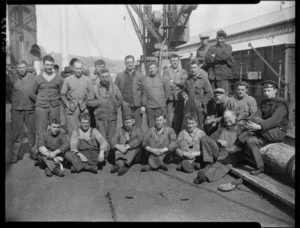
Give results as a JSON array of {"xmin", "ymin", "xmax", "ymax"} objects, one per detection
[
  {"xmin": 217, "ymin": 30, "xmax": 227, "ymax": 39},
  {"xmin": 262, "ymin": 80, "xmax": 278, "ymax": 89},
  {"xmin": 214, "ymin": 88, "xmax": 225, "ymax": 94},
  {"xmin": 63, "ymin": 66, "xmax": 72, "ymax": 73},
  {"xmin": 122, "ymin": 113, "xmax": 134, "ymax": 121},
  {"xmin": 199, "ymin": 33, "xmax": 210, "ymax": 39}
]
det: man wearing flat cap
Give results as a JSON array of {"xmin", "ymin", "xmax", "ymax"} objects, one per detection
[
  {"xmin": 205, "ymin": 30, "xmax": 235, "ymax": 94},
  {"xmin": 196, "ymin": 33, "xmax": 211, "ymax": 72},
  {"xmin": 226, "ymin": 81, "xmax": 257, "ymax": 124},
  {"xmin": 110, "ymin": 113, "xmax": 143, "ymax": 176},
  {"xmin": 204, "ymin": 87, "xmax": 229, "ymax": 135},
  {"xmin": 229, "ymin": 80, "xmax": 289, "ymax": 175}
]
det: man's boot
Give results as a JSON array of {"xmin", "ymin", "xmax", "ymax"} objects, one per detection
[
  {"xmin": 11, "ymin": 142, "xmax": 21, "ymax": 164},
  {"xmin": 250, "ymin": 166, "xmax": 264, "ymax": 175}
]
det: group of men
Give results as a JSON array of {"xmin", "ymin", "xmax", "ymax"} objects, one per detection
[{"xmin": 8, "ymin": 29, "xmax": 289, "ymax": 183}]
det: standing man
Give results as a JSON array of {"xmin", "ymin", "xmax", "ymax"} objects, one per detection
[
  {"xmin": 29, "ymin": 55, "xmax": 63, "ymax": 160},
  {"xmin": 37, "ymin": 118, "xmax": 69, "ymax": 177},
  {"xmin": 115, "ymin": 55, "xmax": 144, "ymax": 129},
  {"xmin": 162, "ymin": 54, "xmax": 188, "ymax": 134},
  {"xmin": 87, "ymin": 69, "xmax": 123, "ymax": 144},
  {"xmin": 196, "ymin": 33, "xmax": 211, "ymax": 72},
  {"xmin": 142, "ymin": 110, "xmax": 177, "ymax": 172},
  {"xmin": 60, "ymin": 60, "xmax": 95, "ymax": 137},
  {"xmin": 181, "ymin": 59, "xmax": 214, "ymax": 131},
  {"xmin": 226, "ymin": 81, "xmax": 257, "ymax": 123},
  {"xmin": 10, "ymin": 61, "xmax": 36, "ymax": 163},
  {"xmin": 65, "ymin": 112, "xmax": 110, "ymax": 174},
  {"xmin": 176, "ymin": 113, "xmax": 206, "ymax": 173},
  {"xmin": 141, "ymin": 61, "xmax": 170, "ymax": 128},
  {"xmin": 205, "ymin": 30, "xmax": 235, "ymax": 93},
  {"xmin": 232, "ymin": 80, "xmax": 289, "ymax": 175},
  {"xmin": 110, "ymin": 113, "xmax": 143, "ymax": 176}
]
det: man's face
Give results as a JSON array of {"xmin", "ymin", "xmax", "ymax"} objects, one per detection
[
  {"xmin": 123, "ymin": 119, "xmax": 135, "ymax": 131},
  {"xmin": 100, "ymin": 72, "xmax": 110, "ymax": 86},
  {"xmin": 155, "ymin": 115, "xmax": 166, "ymax": 129},
  {"xmin": 49, "ymin": 123, "xmax": 60, "ymax": 136},
  {"xmin": 148, "ymin": 64, "xmax": 158, "ymax": 76},
  {"xmin": 125, "ymin": 58, "xmax": 135, "ymax": 71},
  {"xmin": 17, "ymin": 63, "xmax": 27, "ymax": 76},
  {"xmin": 200, "ymin": 37, "xmax": 208, "ymax": 45},
  {"xmin": 74, "ymin": 62, "xmax": 83, "ymax": 77},
  {"xmin": 44, "ymin": 60, "xmax": 54, "ymax": 74},
  {"xmin": 217, "ymin": 35, "xmax": 225, "ymax": 43},
  {"xmin": 223, "ymin": 112, "xmax": 236, "ymax": 127},
  {"xmin": 263, "ymin": 87, "xmax": 277, "ymax": 99},
  {"xmin": 80, "ymin": 119, "xmax": 90, "ymax": 131},
  {"xmin": 95, "ymin": 64, "xmax": 105, "ymax": 74},
  {"xmin": 170, "ymin": 57, "xmax": 179, "ymax": 69},
  {"xmin": 187, "ymin": 119, "xmax": 197, "ymax": 133},
  {"xmin": 190, "ymin": 64, "xmax": 199, "ymax": 76},
  {"xmin": 237, "ymin": 85, "xmax": 247, "ymax": 98},
  {"xmin": 214, "ymin": 92, "xmax": 224, "ymax": 104}
]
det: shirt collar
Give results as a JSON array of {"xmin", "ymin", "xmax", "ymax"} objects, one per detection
[
  {"xmin": 125, "ymin": 69, "xmax": 135, "ymax": 75},
  {"xmin": 155, "ymin": 125, "xmax": 165, "ymax": 135}
]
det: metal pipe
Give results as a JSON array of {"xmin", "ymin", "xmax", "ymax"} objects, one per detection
[{"xmin": 248, "ymin": 43, "xmax": 285, "ymax": 85}]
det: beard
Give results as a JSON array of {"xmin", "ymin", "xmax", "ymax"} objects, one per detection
[{"xmin": 100, "ymin": 80, "xmax": 110, "ymax": 88}]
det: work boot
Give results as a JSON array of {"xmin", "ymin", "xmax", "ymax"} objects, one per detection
[
  {"xmin": 141, "ymin": 164, "xmax": 151, "ymax": 172},
  {"xmin": 193, "ymin": 170, "xmax": 207, "ymax": 185},
  {"xmin": 176, "ymin": 162, "xmax": 182, "ymax": 171},
  {"xmin": 181, "ymin": 160, "xmax": 194, "ymax": 173},
  {"xmin": 29, "ymin": 152, "xmax": 38, "ymax": 161},
  {"xmin": 160, "ymin": 163, "xmax": 168, "ymax": 171},
  {"xmin": 84, "ymin": 165, "xmax": 98, "ymax": 174},
  {"xmin": 10, "ymin": 155, "xmax": 19, "ymax": 164},
  {"xmin": 45, "ymin": 168, "xmax": 53, "ymax": 177},
  {"xmin": 110, "ymin": 165, "xmax": 119, "ymax": 174},
  {"xmin": 193, "ymin": 162, "xmax": 201, "ymax": 170},
  {"xmin": 118, "ymin": 166, "xmax": 129, "ymax": 176},
  {"xmin": 52, "ymin": 167, "xmax": 65, "ymax": 177},
  {"xmin": 250, "ymin": 167, "xmax": 264, "ymax": 175},
  {"xmin": 70, "ymin": 166, "xmax": 77, "ymax": 173}
]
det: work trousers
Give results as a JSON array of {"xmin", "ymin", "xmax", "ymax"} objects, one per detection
[
  {"xmin": 35, "ymin": 106, "xmax": 60, "ymax": 139},
  {"xmin": 95, "ymin": 114, "xmax": 116, "ymax": 145},
  {"xmin": 200, "ymin": 135, "xmax": 220, "ymax": 164},
  {"xmin": 87, "ymin": 106, "xmax": 96, "ymax": 128},
  {"xmin": 60, "ymin": 104, "xmax": 69, "ymax": 133},
  {"xmin": 65, "ymin": 150, "xmax": 98, "ymax": 172},
  {"xmin": 146, "ymin": 107, "xmax": 167, "ymax": 129},
  {"xmin": 38, "ymin": 155, "xmax": 63, "ymax": 172},
  {"xmin": 166, "ymin": 100, "xmax": 185, "ymax": 135},
  {"xmin": 209, "ymin": 79, "xmax": 229, "ymax": 95},
  {"xmin": 67, "ymin": 107, "xmax": 88, "ymax": 137},
  {"xmin": 121, "ymin": 101, "xmax": 142, "ymax": 129},
  {"xmin": 115, "ymin": 147, "xmax": 141, "ymax": 167},
  {"xmin": 11, "ymin": 109, "xmax": 36, "ymax": 157},
  {"xmin": 238, "ymin": 127, "xmax": 286, "ymax": 169}
]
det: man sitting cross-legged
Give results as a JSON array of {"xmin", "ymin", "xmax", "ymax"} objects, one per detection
[
  {"xmin": 64, "ymin": 112, "xmax": 109, "ymax": 174},
  {"xmin": 37, "ymin": 118, "xmax": 70, "ymax": 177},
  {"xmin": 176, "ymin": 113, "xmax": 206, "ymax": 173},
  {"xmin": 110, "ymin": 113, "xmax": 143, "ymax": 176},
  {"xmin": 141, "ymin": 110, "xmax": 178, "ymax": 172}
]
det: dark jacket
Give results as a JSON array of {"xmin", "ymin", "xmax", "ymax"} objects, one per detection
[
  {"xmin": 248, "ymin": 97, "xmax": 289, "ymax": 132},
  {"xmin": 111, "ymin": 125, "xmax": 143, "ymax": 150},
  {"xmin": 115, "ymin": 70, "xmax": 144, "ymax": 107},
  {"xmin": 205, "ymin": 42, "xmax": 235, "ymax": 81}
]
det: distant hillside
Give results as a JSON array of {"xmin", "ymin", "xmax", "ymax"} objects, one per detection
[{"xmin": 51, "ymin": 53, "xmax": 125, "ymax": 73}]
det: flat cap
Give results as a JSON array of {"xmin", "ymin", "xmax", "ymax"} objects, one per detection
[
  {"xmin": 217, "ymin": 30, "xmax": 227, "ymax": 38},
  {"xmin": 63, "ymin": 66, "xmax": 72, "ymax": 73},
  {"xmin": 214, "ymin": 88, "xmax": 225, "ymax": 94},
  {"xmin": 122, "ymin": 113, "xmax": 134, "ymax": 121},
  {"xmin": 199, "ymin": 33, "xmax": 210, "ymax": 39},
  {"xmin": 262, "ymin": 80, "xmax": 278, "ymax": 89},
  {"xmin": 94, "ymin": 59, "xmax": 106, "ymax": 66}
]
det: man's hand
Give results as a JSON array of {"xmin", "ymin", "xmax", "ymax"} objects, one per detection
[
  {"xmin": 205, "ymin": 118, "xmax": 216, "ymax": 125},
  {"xmin": 77, "ymin": 153, "xmax": 88, "ymax": 162},
  {"xmin": 65, "ymin": 101, "xmax": 69, "ymax": 108},
  {"xmin": 98, "ymin": 150, "xmax": 105, "ymax": 162},
  {"xmin": 184, "ymin": 152, "xmax": 195, "ymax": 160},
  {"xmin": 246, "ymin": 121, "xmax": 262, "ymax": 131},
  {"xmin": 183, "ymin": 94, "xmax": 189, "ymax": 101},
  {"xmin": 218, "ymin": 140, "xmax": 228, "ymax": 148},
  {"xmin": 47, "ymin": 151, "xmax": 56, "ymax": 160},
  {"xmin": 140, "ymin": 106, "xmax": 146, "ymax": 114},
  {"xmin": 211, "ymin": 54, "xmax": 216, "ymax": 58}
]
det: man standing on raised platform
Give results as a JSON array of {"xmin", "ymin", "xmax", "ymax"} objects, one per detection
[{"xmin": 230, "ymin": 80, "xmax": 289, "ymax": 175}]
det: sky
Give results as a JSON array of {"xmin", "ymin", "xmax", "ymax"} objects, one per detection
[{"xmin": 35, "ymin": 1, "xmax": 295, "ymax": 61}]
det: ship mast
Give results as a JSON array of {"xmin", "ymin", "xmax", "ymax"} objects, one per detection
[{"xmin": 60, "ymin": 5, "xmax": 69, "ymax": 69}]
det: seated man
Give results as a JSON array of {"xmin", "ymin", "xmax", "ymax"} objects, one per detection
[
  {"xmin": 176, "ymin": 113, "xmax": 206, "ymax": 173},
  {"xmin": 231, "ymin": 80, "xmax": 289, "ymax": 175},
  {"xmin": 110, "ymin": 113, "xmax": 143, "ymax": 176},
  {"xmin": 204, "ymin": 88, "xmax": 229, "ymax": 135},
  {"xmin": 37, "ymin": 118, "xmax": 70, "ymax": 177},
  {"xmin": 142, "ymin": 110, "xmax": 178, "ymax": 172},
  {"xmin": 65, "ymin": 112, "xmax": 110, "ymax": 174},
  {"xmin": 194, "ymin": 110, "xmax": 243, "ymax": 184}
]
